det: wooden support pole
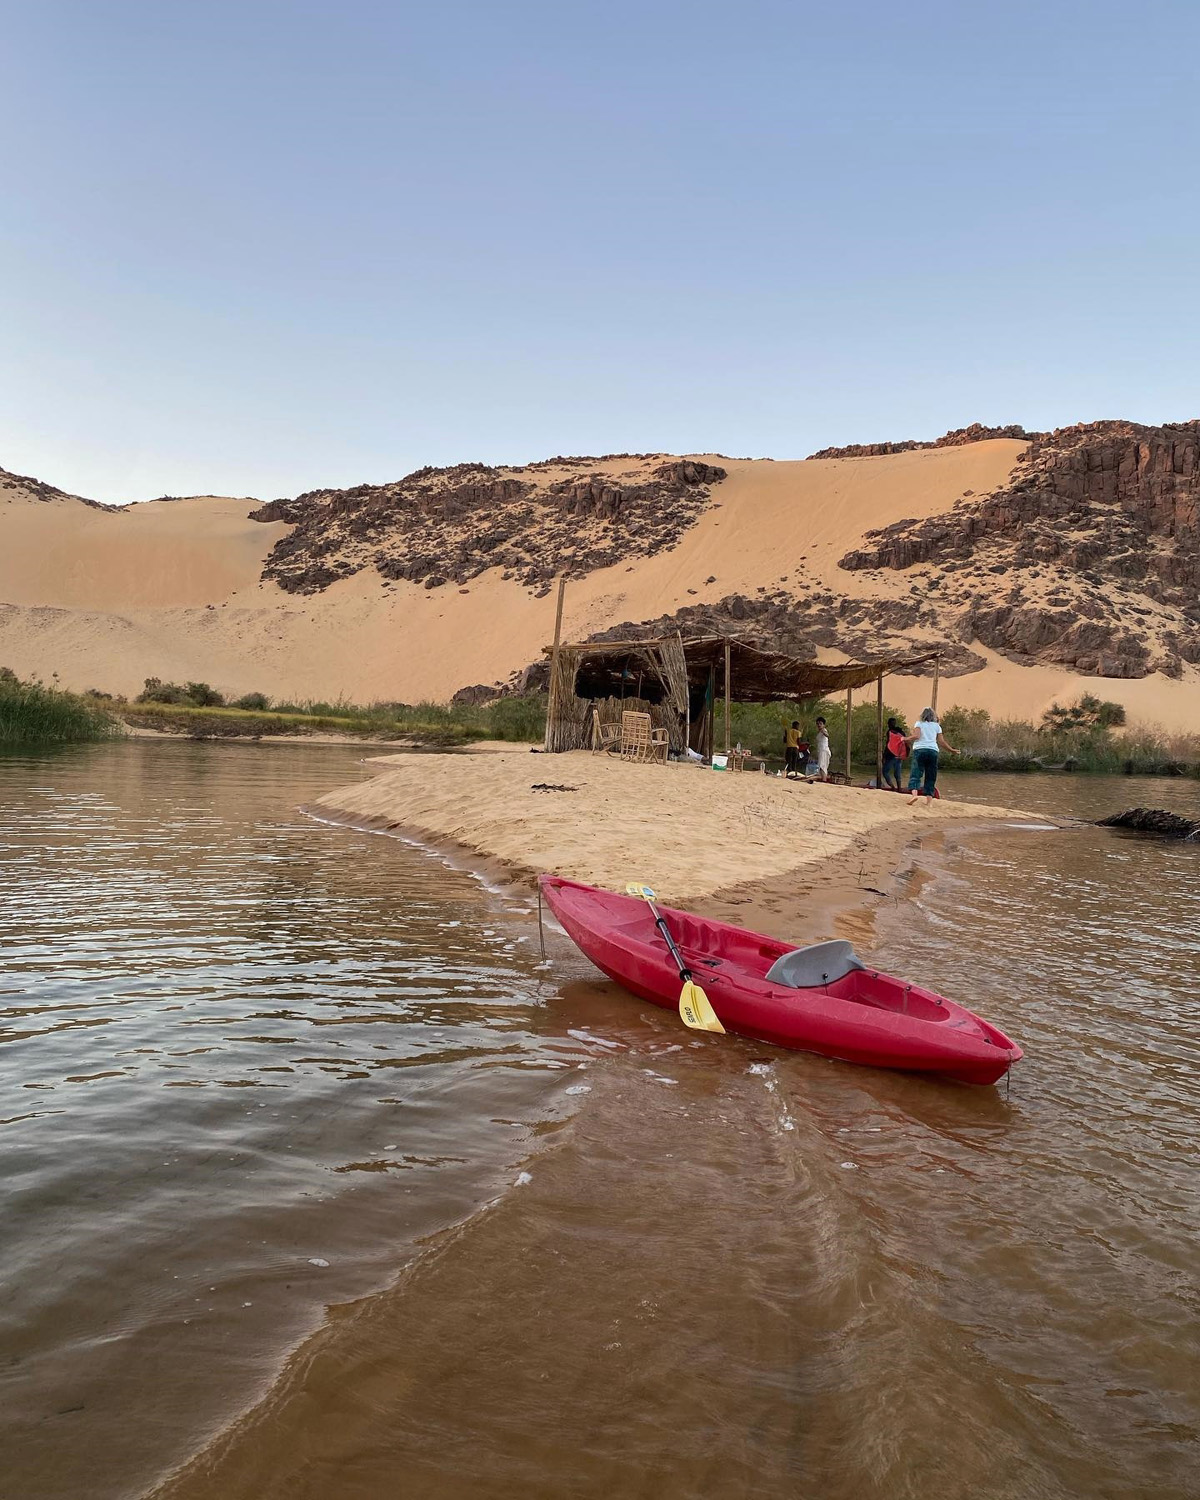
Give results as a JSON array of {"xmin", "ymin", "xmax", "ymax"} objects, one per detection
[
  {"xmin": 876, "ymin": 673, "xmax": 884, "ymax": 787},
  {"xmin": 543, "ymin": 575, "xmax": 567, "ymax": 751},
  {"xmin": 930, "ymin": 652, "xmax": 941, "ymax": 715},
  {"xmin": 678, "ymin": 631, "xmax": 690, "ymax": 753},
  {"xmin": 844, "ymin": 686, "xmax": 853, "ymax": 780},
  {"xmin": 724, "ymin": 639, "xmax": 732, "ymax": 756},
  {"xmin": 705, "ymin": 664, "xmax": 715, "ymax": 758}
]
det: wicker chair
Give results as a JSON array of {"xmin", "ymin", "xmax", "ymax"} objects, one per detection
[
  {"xmin": 620, "ymin": 710, "xmax": 653, "ymax": 760},
  {"xmin": 591, "ymin": 709, "xmax": 622, "ymax": 755}
]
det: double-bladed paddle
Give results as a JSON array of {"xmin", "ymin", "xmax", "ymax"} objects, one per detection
[{"xmin": 625, "ymin": 883, "xmax": 725, "ymax": 1034}]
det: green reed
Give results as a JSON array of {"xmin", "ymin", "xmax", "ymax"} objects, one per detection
[{"xmin": 0, "ymin": 671, "xmax": 123, "ymax": 743}]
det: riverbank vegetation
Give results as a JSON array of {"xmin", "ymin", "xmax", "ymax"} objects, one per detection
[
  {"xmin": 0, "ymin": 669, "xmax": 122, "ymax": 743},
  {"xmin": 722, "ymin": 693, "xmax": 1200, "ymax": 777},
  {"xmin": 41, "ymin": 673, "xmax": 1200, "ymax": 775},
  {"xmin": 114, "ymin": 680, "xmax": 547, "ymax": 745}
]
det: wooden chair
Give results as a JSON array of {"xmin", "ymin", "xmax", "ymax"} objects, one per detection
[
  {"xmin": 649, "ymin": 727, "xmax": 669, "ymax": 764},
  {"xmin": 591, "ymin": 708, "xmax": 622, "ymax": 755},
  {"xmin": 620, "ymin": 710, "xmax": 653, "ymax": 761}
]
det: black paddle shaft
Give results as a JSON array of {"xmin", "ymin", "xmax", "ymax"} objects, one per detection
[{"xmin": 647, "ymin": 901, "xmax": 692, "ymax": 983}]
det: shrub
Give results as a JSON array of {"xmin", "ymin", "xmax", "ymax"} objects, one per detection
[
  {"xmin": 233, "ymin": 692, "xmax": 271, "ymax": 711},
  {"xmin": 940, "ymin": 705, "xmax": 992, "ymax": 743},
  {"xmin": 136, "ymin": 677, "xmax": 226, "ymax": 707},
  {"xmin": 136, "ymin": 677, "xmax": 191, "ymax": 705},
  {"xmin": 1041, "ymin": 694, "xmax": 1126, "ymax": 733}
]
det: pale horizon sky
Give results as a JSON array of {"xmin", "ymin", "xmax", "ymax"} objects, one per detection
[{"xmin": 2, "ymin": 0, "xmax": 1198, "ymax": 504}]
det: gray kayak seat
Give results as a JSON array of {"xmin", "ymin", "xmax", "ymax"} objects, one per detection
[{"xmin": 765, "ymin": 939, "xmax": 864, "ymax": 989}]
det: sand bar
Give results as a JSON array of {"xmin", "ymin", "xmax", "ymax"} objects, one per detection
[{"xmin": 316, "ymin": 749, "xmax": 1034, "ymax": 911}]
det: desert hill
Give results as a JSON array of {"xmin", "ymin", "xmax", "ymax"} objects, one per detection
[{"xmin": 1, "ymin": 423, "xmax": 1197, "ymax": 730}]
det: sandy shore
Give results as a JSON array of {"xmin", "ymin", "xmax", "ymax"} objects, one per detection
[{"xmin": 316, "ymin": 749, "xmax": 1035, "ymax": 939}]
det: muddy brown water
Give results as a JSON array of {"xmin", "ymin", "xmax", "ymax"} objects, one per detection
[{"xmin": 1, "ymin": 746, "xmax": 1197, "ymax": 1500}]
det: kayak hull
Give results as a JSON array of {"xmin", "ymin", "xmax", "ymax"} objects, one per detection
[{"xmin": 540, "ymin": 876, "xmax": 1022, "ymax": 1085}]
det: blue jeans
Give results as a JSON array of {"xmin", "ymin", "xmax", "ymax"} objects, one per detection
[
  {"xmin": 909, "ymin": 747, "xmax": 939, "ymax": 796},
  {"xmin": 881, "ymin": 750, "xmax": 904, "ymax": 789}
]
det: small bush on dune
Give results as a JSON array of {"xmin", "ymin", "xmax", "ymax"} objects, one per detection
[
  {"xmin": 233, "ymin": 692, "xmax": 270, "ymax": 711},
  {"xmin": 136, "ymin": 678, "xmax": 191, "ymax": 705},
  {"xmin": 136, "ymin": 677, "xmax": 227, "ymax": 708},
  {"xmin": 1041, "ymin": 694, "xmax": 1126, "ymax": 733}
]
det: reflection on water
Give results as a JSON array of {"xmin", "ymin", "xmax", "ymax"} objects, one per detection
[
  {"xmin": 3, "ymin": 751, "xmax": 1199, "ymax": 1500},
  {"xmin": 0, "ymin": 741, "xmax": 592, "ymax": 1500}
]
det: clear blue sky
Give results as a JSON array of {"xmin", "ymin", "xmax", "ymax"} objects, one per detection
[{"xmin": 2, "ymin": 0, "xmax": 1197, "ymax": 503}]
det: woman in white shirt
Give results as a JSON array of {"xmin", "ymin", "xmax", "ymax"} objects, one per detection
[
  {"xmin": 814, "ymin": 715, "xmax": 831, "ymax": 780},
  {"xmin": 906, "ymin": 708, "xmax": 959, "ymax": 801}
]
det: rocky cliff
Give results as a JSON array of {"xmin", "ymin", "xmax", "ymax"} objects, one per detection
[
  {"xmin": 838, "ymin": 421, "xmax": 1200, "ymax": 679},
  {"xmin": 250, "ymin": 455, "xmax": 727, "ymax": 595}
]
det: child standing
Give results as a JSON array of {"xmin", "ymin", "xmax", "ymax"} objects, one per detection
[{"xmin": 883, "ymin": 716, "xmax": 907, "ymax": 790}]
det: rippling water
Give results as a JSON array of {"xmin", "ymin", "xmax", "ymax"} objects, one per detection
[
  {"xmin": 3, "ymin": 749, "xmax": 1198, "ymax": 1500},
  {"xmin": 0, "ymin": 741, "xmax": 596, "ymax": 1500}
]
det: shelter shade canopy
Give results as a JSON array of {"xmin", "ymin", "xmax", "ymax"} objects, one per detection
[
  {"xmin": 552, "ymin": 634, "xmax": 938, "ymax": 704},
  {"xmin": 543, "ymin": 631, "xmax": 940, "ymax": 754}
]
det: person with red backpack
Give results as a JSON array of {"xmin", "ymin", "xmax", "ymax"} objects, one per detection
[{"xmin": 882, "ymin": 716, "xmax": 907, "ymax": 791}]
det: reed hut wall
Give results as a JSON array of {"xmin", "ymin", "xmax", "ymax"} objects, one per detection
[{"xmin": 546, "ymin": 640, "xmax": 688, "ymax": 753}]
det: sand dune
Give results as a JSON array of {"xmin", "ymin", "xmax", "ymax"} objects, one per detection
[
  {"xmin": 2, "ymin": 442, "xmax": 1198, "ymax": 729},
  {"xmin": 1, "ymin": 488, "xmax": 283, "ymax": 608}
]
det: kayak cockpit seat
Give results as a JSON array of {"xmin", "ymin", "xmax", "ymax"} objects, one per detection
[{"xmin": 765, "ymin": 939, "xmax": 864, "ymax": 989}]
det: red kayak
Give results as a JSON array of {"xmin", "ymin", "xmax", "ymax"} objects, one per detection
[{"xmin": 540, "ymin": 876, "xmax": 1022, "ymax": 1085}]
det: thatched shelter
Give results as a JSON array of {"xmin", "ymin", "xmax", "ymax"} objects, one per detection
[
  {"xmin": 543, "ymin": 627, "xmax": 944, "ymax": 780},
  {"xmin": 543, "ymin": 634, "xmax": 690, "ymax": 754}
]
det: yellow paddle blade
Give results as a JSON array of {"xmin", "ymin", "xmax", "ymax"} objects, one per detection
[
  {"xmin": 626, "ymin": 882, "xmax": 656, "ymax": 900},
  {"xmin": 679, "ymin": 980, "xmax": 725, "ymax": 1034}
]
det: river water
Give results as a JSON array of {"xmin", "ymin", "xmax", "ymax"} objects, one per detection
[{"xmin": 1, "ymin": 745, "xmax": 1197, "ymax": 1500}]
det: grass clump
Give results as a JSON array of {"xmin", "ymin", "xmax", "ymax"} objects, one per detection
[{"xmin": 0, "ymin": 668, "xmax": 122, "ymax": 743}]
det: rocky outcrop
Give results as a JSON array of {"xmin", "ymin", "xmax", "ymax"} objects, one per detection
[
  {"xmin": 808, "ymin": 424, "xmax": 1038, "ymax": 460},
  {"xmin": 956, "ymin": 604, "xmax": 1153, "ymax": 678},
  {"xmin": 838, "ymin": 420, "xmax": 1200, "ymax": 679},
  {"xmin": 0, "ymin": 465, "xmax": 115, "ymax": 511},
  {"xmin": 250, "ymin": 456, "xmax": 727, "ymax": 595}
]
